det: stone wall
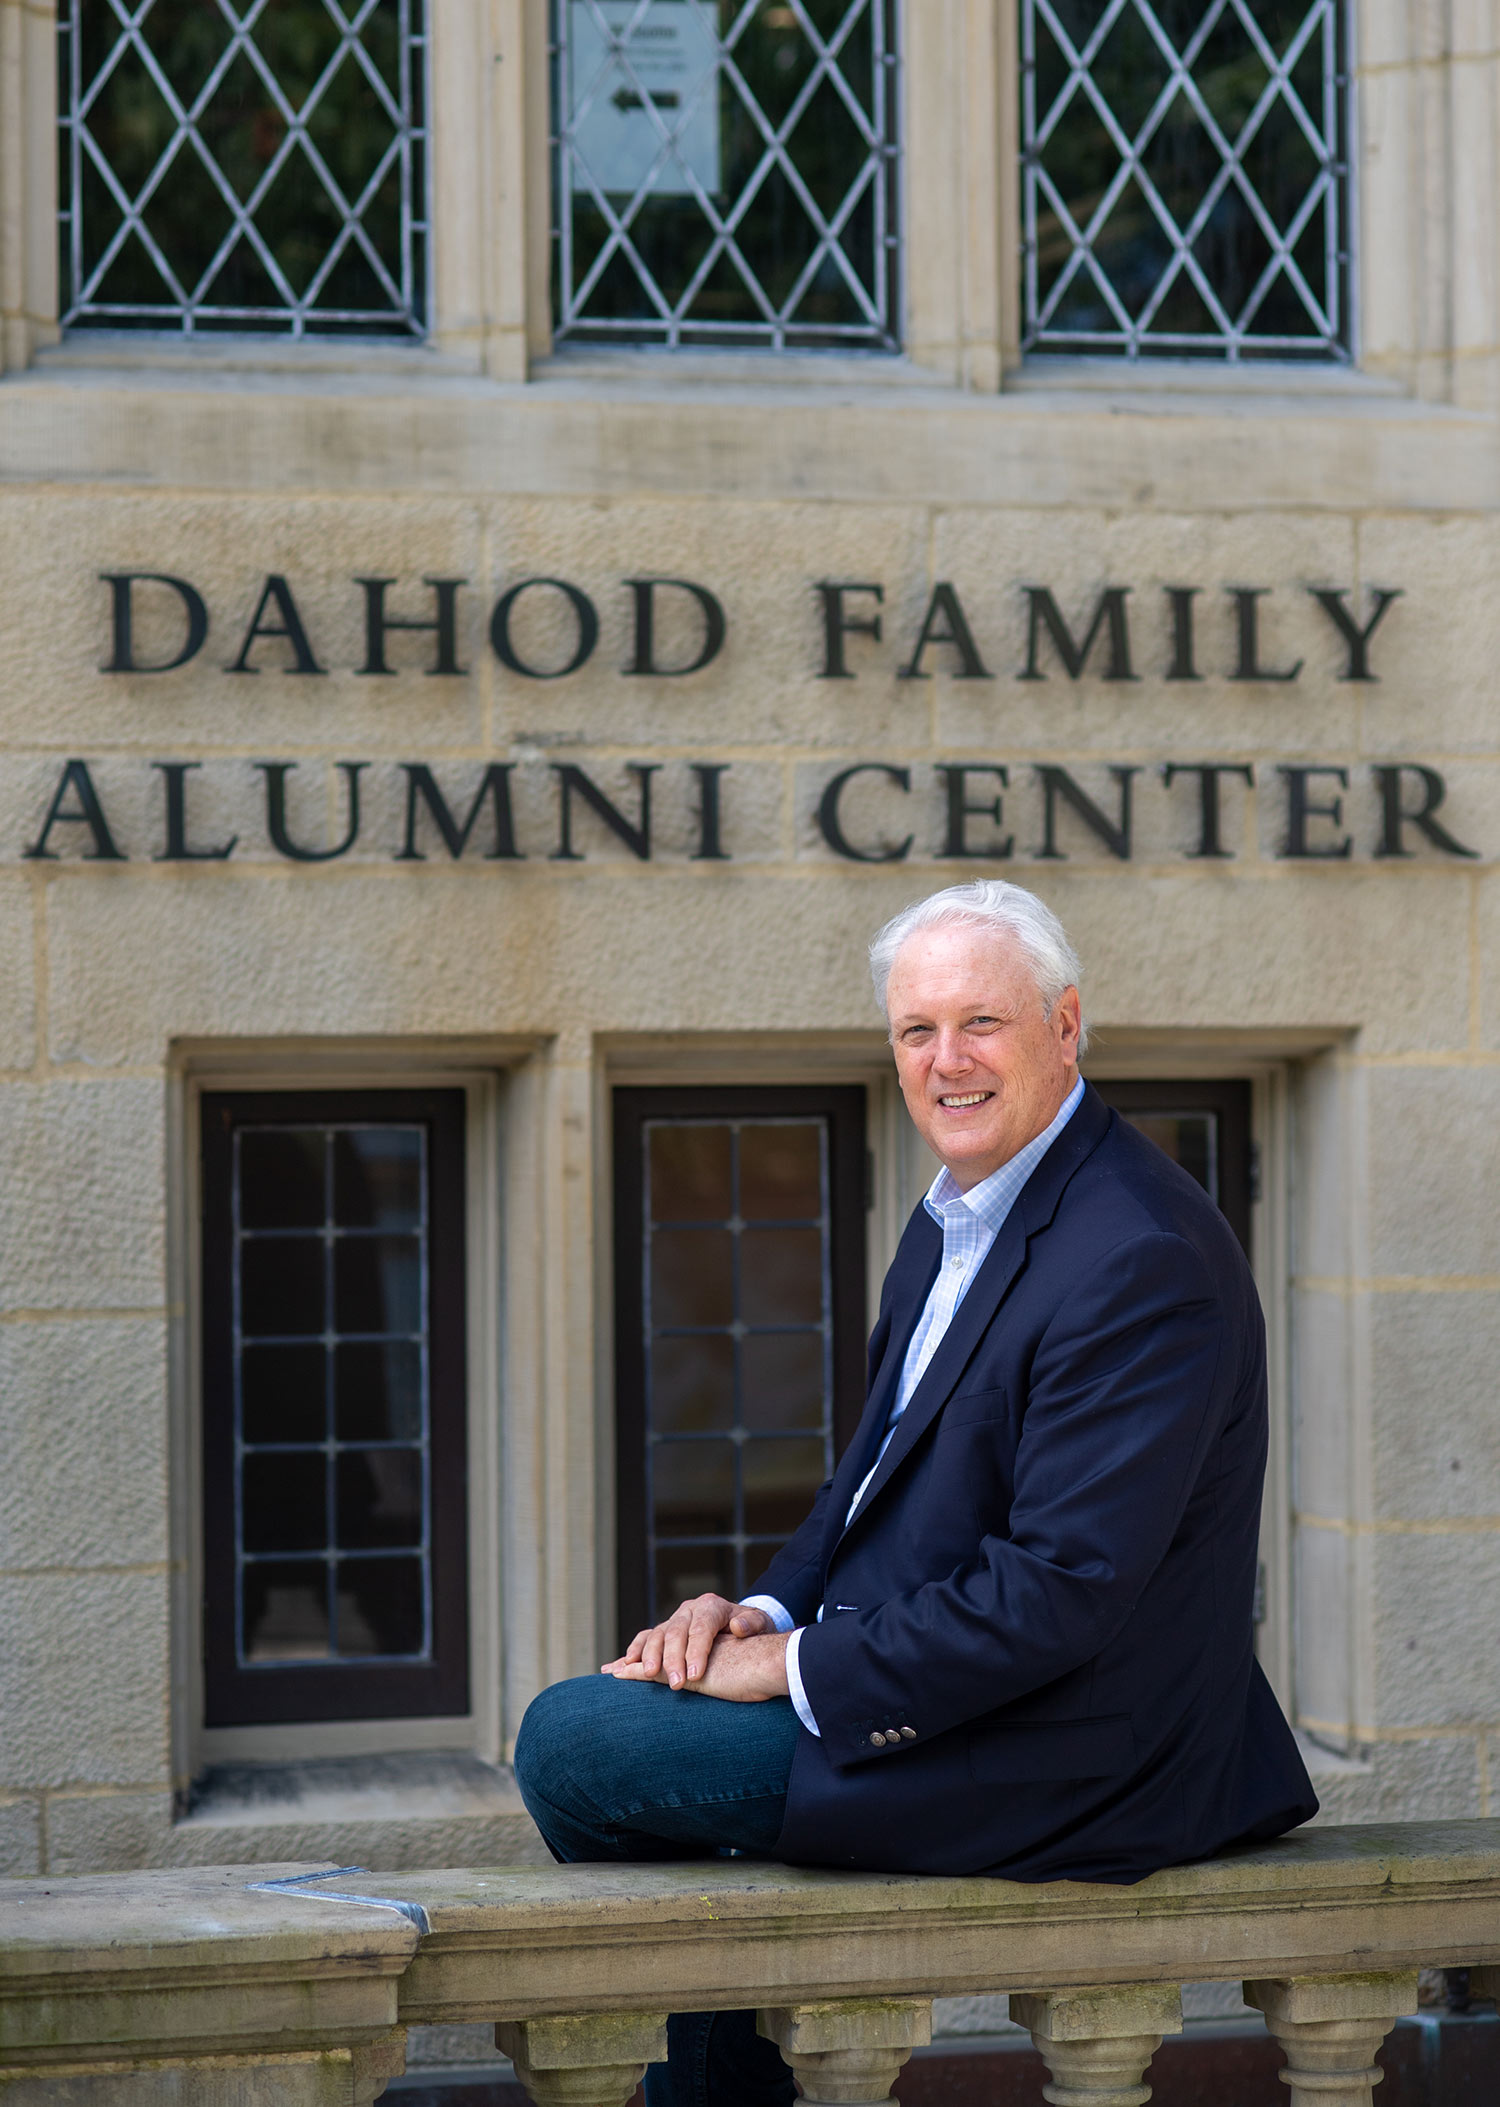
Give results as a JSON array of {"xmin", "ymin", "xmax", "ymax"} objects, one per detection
[{"xmin": 0, "ymin": 357, "xmax": 1497, "ymax": 1873}]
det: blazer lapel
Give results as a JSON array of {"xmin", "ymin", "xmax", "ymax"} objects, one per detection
[
  {"xmin": 817, "ymin": 1208, "xmax": 939, "ymax": 1569},
  {"xmin": 832, "ymin": 1083, "xmax": 1114, "ymax": 1543}
]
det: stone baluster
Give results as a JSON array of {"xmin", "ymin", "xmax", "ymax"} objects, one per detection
[
  {"xmin": 350, "ymin": 2028, "xmax": 410, "ymax": 2104},
  {"xmin": 496, "ymin": 2012, "xmax": 670, "ymax": 2107},
  {"xmin": 757, "ymin": 1997, "xmax": 933, "ymax": 2105},
  {"xmin": 1009, "ymin": 1984, "xmax": 1183, "ymax": 2107},
  {"xmin": 1244, "ymin": 1972, "xmax": 1419, "ymax": 2107},
  {"xmin": 1467, "ymin": 1963, "xmax": 1500, "ymax": 2003}
]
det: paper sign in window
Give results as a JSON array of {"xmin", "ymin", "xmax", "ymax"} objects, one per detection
[{"xmin": 568, "ymin": 1, "xmax": 721, "ymax": 198}]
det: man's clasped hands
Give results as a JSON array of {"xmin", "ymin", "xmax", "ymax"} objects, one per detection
[{"xmin": 602, "ymin": 1592, "xmax": 792, "ymax": 1703}]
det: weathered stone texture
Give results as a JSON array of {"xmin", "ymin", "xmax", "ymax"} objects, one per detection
[
  {"xmin": 0, "ymin": 1081, "xmax": 165, "ymax": 1310},
  {"xmin": 0, "ymin": 1319, "xmax": 167, "ymax": 1568},
  {"xmin": 1373, "ymin": 1533, "xmax": 1500, "ymax": 1728},
  {"xmin": 0, "ymin": 1571, "xmax": 169, "ymax": 1788}
]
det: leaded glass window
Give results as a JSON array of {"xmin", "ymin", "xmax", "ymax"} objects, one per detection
[
  {"xmin": 613, "ymin": 1088, "xmax": 867, "ymax": 1640},
  {"xmin": 58, "ymin": 0, "xmax": 429, "ymax": 337},
  {"xmin": 552, "ymin": 1, "xmax": 900, "ymax": 351},
  {"xmin": 1020, "ymin": 0, "xmax": 1350, "ymax": 359},
  {"xmin": 202, "ymin": 1090, "xmax": 467, "ymax": 1726}
]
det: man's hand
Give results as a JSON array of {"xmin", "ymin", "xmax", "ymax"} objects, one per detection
[
  {"xmin": 605, "ymin": 1628, "xmax": 791, "ymax": 1703},
  {"xmin": 601, "ymin": 1592, "xmax": 776, "ymax": 1690}
]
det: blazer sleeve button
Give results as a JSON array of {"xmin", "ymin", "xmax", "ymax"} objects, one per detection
[
  {"xmin": 869, "ymin": 1731, "xmax": 886, "ymax": 1747},
  {"xmin": 900, "ymin": 1726, "xmax": 917, "ymax": 1739}
]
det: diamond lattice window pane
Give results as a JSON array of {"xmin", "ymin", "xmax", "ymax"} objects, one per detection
[
  {"xmin": 58, "ymin": 0, "xmax": 428, "ymax": 337},
  {"xmin": 552, "ymin": 0, "xmax": 900, "ymax": 351},
  {"xmin": 1021, "ymin": 0, "xmax": 1349, "ymax": 359}
]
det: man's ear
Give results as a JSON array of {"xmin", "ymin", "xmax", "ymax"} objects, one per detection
[{"xmin": 1055, "ymin": 985, "xmax": 1083, "ymax": 1058}]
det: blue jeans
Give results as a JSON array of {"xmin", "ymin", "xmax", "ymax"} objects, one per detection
[{"xmin": 513, "ymin": 1675, "xmax": 801, "ymax": 2107}]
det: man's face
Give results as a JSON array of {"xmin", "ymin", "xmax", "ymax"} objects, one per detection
[{"xmin": 886, "ymin": 923, "xmax": 1082, "ymax": 1191}]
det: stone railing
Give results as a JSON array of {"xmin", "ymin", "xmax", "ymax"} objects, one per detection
[{"xmin": 4, "ymin": 1823, "xmax": 1500, "ymax": 2106}]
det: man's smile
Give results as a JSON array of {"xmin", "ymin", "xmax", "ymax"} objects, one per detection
[{"xmin": 939, "ymin": 1090, "xmax": 994, "ymax": 1108}]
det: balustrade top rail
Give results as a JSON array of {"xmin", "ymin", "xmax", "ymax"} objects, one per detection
[
  {"xmin": 376, "ymin": 1818, "xmax": 1500, "ymax": 2019},
  {"xmin": 3, "ymin": 1822, "xmax": 1500, "ymax": 2106}
]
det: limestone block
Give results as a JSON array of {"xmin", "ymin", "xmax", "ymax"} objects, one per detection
[
  {"xmin": 1369, "ymin": 1290, "xmax": 1500, "ymax": 1517},
  {"xmin": 1291, "ymin": 1054, "xmax": 1359, "ymax": 1281},
  {"xmin": 0, "ymin": 492, "xmax": 487, "ymax": 754},
  {"xmin": 929, "ymin": 507, "xmax": 1362, "ymax": 760},
  {"xmin": 164, "ymin": 1806, "xmax": 549, "ymax": 1875},
  {"xmin": 0, "ymin": 875, "xmax": 35, "ymax": 1067},
  {"xmin": 757, "ymin": 1999, "xmax": 931, "ymax": 2105},
  {"xmin": 45, "ymin": 1790, "xmax": 175, "ymax": 1876},
  {"xmin": 1303, "ymin": 1736, "xmax": 1481, "ymax": 1824},
  {"xmin": 495, "ymin": 2012, "xmax": 667, "ymax": 2107},
  {"xmin": 1051, "ymin": 868, "xmax": 1469, "ymax": 1056},
  {"xmin": 0, "ymin": 1317, "xmax": 167, "ymax": 1568},
  {"xmin": 0, "ymin": 2049, "xmax": 399, "ymax": 2107},
  {"xmin": 1245, "ymin": 1973, "xmax": 1418, "ymax": 2107},
  {"xmin": 1352, "ymin": 0, "xmax": 1411, "ymax": 74},
  {"xmin": 42, "ymin": 865, "xmax": 913, "ymax": 1060},
  {"xmin": 0, "ymin": 1570, "xmax": 169, "ymax": 1787},
  {"xmin": 1293, "ymin": 1521, "xmax": 1351, "ymax": 1734},
  {"xmin": 0, "ymin": 1863, "xmax": 416, "ymax": 2096},
  {"xmin": 1010, "ymin": 1984, "xmax": 1182, "ymax": 2107},
  {"xmin": 1364, "ymin": 1066, "xmax": 1500, "ymax": 1275},
  {"xmin": 481, "ymin": 497, "xmax": 933, "ymax": 754},
  {"xmin": 1291, "ymin": 1286, "xmax": 1352, "ymax": 1519},
  {"xmin": 37, "ymin": 852, "xmax": 1476, "ymax": 1064},
  {"xmin": 1373, "ymin": 1532, "xmax": 1500, "ymax": 1726},
  {"xmin": 1356, "ymin": 516, "xmax": 1500, "ymax": 755},
  {"xmin": 4, "ymin": 372, "xmax": 1499, "ymax": 518},
  {"xmin": 1471, "ymin": 871, "xmax": 1500, "ymax": 1048},
  {"xmin": 0, "ymin": 1796, "xmax": 40, "ymax": 1876},
  {"xmin": 0, "ymin": 1079, "xmax": 164, "ymax": 1309}
]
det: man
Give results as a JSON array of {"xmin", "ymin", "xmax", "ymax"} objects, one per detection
[{"xmin": 515, "ymin": 878, "xmax": 1316, "ymax": 2107}]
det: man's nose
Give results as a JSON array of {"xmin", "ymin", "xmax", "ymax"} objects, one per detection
[{"xmin": 931, "ymin": 1029, "xmax": 972, "ymax": 1072}]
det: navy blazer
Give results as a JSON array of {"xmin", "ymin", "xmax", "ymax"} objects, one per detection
[{"xmin": 751, "ymin": 1082, "xmax": 1316, "ymax": 1884}]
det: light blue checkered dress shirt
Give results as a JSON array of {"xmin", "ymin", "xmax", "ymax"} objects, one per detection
[{"xmin": 748, "ymin": 1074, "xmax": 1086, "ymax": 1736}]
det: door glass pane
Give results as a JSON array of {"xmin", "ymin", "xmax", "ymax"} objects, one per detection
[
  {"xmin": 649, "ymin": 1123, "xmax": 732, "ymax": 1219},
  {"xmin": 740, "ymin": 1123, "xmax": 822, "ymax": 1220},
  {"xmin": 651, "ymin": 1225, "xmax": 734, "ymax": 1326},
  {"xmin": 740, "ymin": 1225, "xmax": 824, "ymax": 1325},
  {"xmin": 653, "ymin": 1438, "xmax": 736, "ymax": 1539},
  {"xmin": 741, "ymin": 1331, "xmax": 825, "ymax": 1430},
  {"xmin": 641, "ymin": 1115, "xmax": 836, "ymax": 1617},
  {"xmin": 655, "ymin": 1542, "xmax": 735, "ymax": 1613},
  {"xmin": 743, "ymin": 1435, "xmax": 827, "ymax": 1535},
  {"xmin": 1119, "ymin": 1110, "xmax": 1218, "ymax": 1202},
  {"xmin": 243, "ymin": 1560, "xmax": 330, "ymax": 1662},
  {"xmin": 233, "ymin": 1121, "xmax": 434, "ymax": 1666},
  {"xmin": 650, "ymin": 1334, "xmax": 735, "ymax": 1433}
]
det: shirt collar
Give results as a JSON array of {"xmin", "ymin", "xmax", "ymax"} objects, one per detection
[{"xmin": 923, "ymin": 1074, "xmax": 1086, "ymax": 1232}]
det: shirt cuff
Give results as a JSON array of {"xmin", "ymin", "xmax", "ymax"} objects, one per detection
[
  {"xmin": 739, "ymin": 1593, "xmax": 794, "ymax": 1634},
  {"xmin": 784, "ymin": 1626, "xmax": 821, "ymax": 1738}
]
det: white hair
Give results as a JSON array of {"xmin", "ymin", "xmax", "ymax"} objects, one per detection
[{"xmin": 869, "ymin": 879, "xmax": 1089, "ymax": 1055}]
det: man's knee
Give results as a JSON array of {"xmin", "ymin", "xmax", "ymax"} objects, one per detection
[{"xmin": 514, "ymin": 1674, "xmax": 607, "ymax": 1809}]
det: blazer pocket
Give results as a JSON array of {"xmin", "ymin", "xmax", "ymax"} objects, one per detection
[
  {"xmin": 940, "ymin": 1385, "xmax": 1009, "ymax": 1429},
  {"xmin": 967, "ymin": 1713, "xmax": 1136, "ymax": 1785}
]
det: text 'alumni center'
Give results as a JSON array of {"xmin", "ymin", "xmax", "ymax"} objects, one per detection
[{"xmin": 0, "ymin": 0, "xmax": 1497, "ymax": 1900}]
